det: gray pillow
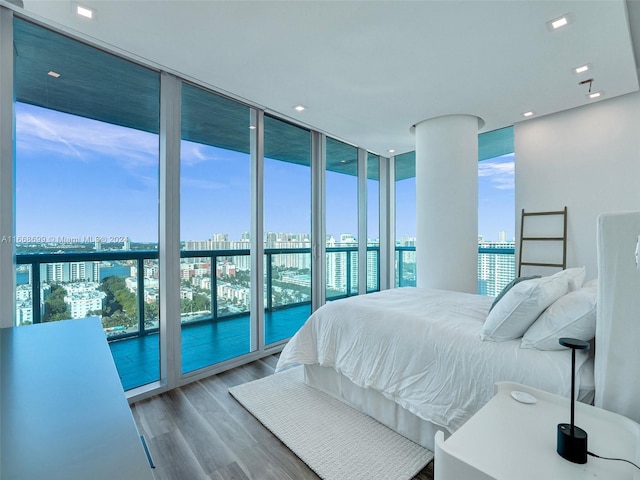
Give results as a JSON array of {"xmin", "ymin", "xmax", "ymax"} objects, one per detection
[{"xmin": 489, "ymin": 275, "xmax": 541, "ymax": 312}]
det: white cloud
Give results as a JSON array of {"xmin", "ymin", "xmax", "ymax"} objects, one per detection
[
  {"xmin": 16, "ymin": 110, "xmax": 84, "ymax": 160},
  {"xmin": 16, "ymin": 102, "xmax": 158, "ymax": 171},
  {"xmin": 181, "ymin": 176, "xmax": 228, "ymax": 191},
  {"xmin": 181, "ymin": 140, "xmax": 243, "ymax": 167},
  {"xmin": 478, "ymin": 159, "xmax": 514, "ymax": 190},
  {"xmin": 181, "ymin": 141, "xmax": 211, "ymax": 166}
]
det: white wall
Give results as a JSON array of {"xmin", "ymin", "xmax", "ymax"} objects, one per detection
[{"xmin": 514, "ymin": 91, "xmax": 640, "ymax": 281}]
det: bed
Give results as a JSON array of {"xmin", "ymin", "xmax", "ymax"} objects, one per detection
[
  {"xmin": 276, "ymin": 282, "xmax": 594, "ymax": 449},
  {"xmin": 276, "ymin": 212, "xmax": 640, "ymax": 449},
  {"xmin": 276, "ymin": 211, "xmax": 640, "ymax": 452}
]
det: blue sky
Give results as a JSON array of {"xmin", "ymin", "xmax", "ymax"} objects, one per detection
[
  {"xmin": 16, "ymin": 103, "xmax": 158, "ymax": 242},
  {"xmin": 478, "ymin": 153, "xmax": 515, "ymax": 240},
  {"xmin": 16, "ymin": 102, "xmax": 514, "ymax": 243}
]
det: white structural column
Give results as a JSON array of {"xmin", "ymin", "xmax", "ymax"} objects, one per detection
[
  {"xmin": 415, "ymin": 114, "xmax": 480, "ymax": 293},
  {"xmin": 379, "ymin": 155, "xmax": 394, "ymax": 291}
]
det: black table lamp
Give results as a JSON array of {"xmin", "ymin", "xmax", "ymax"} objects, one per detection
[{"xmin": 557, "ymin": 337, "xmax": 591, "ymax": 464}]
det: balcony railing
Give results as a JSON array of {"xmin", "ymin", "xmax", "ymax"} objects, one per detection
[
  {"xmin": 395, "ymin": 246, "xmax": 516, "ymax": 290},
  {"xmin": 396, "ymin": 246, "xmax": 416, "ymax": 287},
  {"xmin": 18, "ymin": 248, "xmax": 308, "ymax": 338},
  {"xmin": 17, "ymin": 250, "xmax": 158, "ymax": 334},
  {"xmin": 16, "ymin": 246, "xmax": 374, "ymax": 339},
  {"xmin": 325, "ymin": 246, "xmax": 380, "ymax": 300}
]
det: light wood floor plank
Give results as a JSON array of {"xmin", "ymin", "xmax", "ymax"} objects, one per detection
[
  {"xmin": 209, "ymin": 462, "xmax": 250, "ymax": 480},
  {"xmin": 132, "ymin": 355, "xmax": 434, "ymax": 480},
  {"xmin": 148, "ymin": 429, "xmax": 211, "ymax": 480}
]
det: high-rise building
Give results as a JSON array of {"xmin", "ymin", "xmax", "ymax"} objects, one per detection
[
  {"xmin": 41, "ymin": 261, "xmax": 100, "ymax": 283},
  {"xmin": 478, "ymin": 239, "xmax": 516, "ymax": 296},
  {"xmin": 367, "ymin": 250, "xmax": 379, "ymax": 291},
  {"xmin": 326, "ymin": 234, "xmax": 357, "ymax": 292}
]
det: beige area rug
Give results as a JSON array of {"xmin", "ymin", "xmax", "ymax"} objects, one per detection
[{"xmin": 229, "ymin": 367, "xmax": 434, "ymax": 480}]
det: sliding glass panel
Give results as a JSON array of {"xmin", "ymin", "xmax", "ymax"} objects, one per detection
[
  {"xmin": 395, "ymin": 151, "xmax": 416, "ymax": 287},
  {"xmin": 180, "ymin": 83, "xmax": 252, "ymax": 373},
  {"xmin": 478, "ymin": 128, "xmax": 515, "ymax": 295},
  {"xmin": 325, "ymin": 138, "xmax": 358, "ymax": 300},
  {"xmin": 367, "ymin": 152, "xmax": 380, "ymax": 292},
  {"xmin": 264, "ymin": 116, "xmax": 312, "ymax": 345},
  {"xmin": 13, "ymin": 18, "xmax": 160, "ymax": 390}
]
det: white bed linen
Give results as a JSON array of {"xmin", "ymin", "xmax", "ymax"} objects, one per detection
[{"xmin": 276, "ymin": 287, "xmax": 592, "ymax": 434}]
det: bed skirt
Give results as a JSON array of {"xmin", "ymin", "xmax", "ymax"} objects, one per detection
[
  {"xmin": 304, "ymin": 364, "xmax": 446, "ymax": 450},
  {"xmin": 304, "ymin": 361, "xmax": 595, "ymax": 452}
]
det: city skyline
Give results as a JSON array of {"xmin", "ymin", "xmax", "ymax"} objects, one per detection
[{"xmin": 16, "ymin": 102, "xmax": 515, "ymax": 244}]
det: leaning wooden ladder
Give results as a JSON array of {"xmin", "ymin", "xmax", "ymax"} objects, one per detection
[{"xmin": 518, "ymin": 206, "xmax": 567, "ymax": 276}]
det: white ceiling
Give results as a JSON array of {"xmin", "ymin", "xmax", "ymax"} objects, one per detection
[{"xmin": 16, "ymin": 0, "xmax": 640, "ymax": 156}]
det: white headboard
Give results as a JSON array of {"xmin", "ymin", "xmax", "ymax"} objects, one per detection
[{"xmin": 595, "ymin": 211, "xmax": 640, "ymax": 423}]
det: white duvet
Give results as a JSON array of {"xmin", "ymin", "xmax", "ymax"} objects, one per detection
[{"xmin": 276, "ymin": 287, "xmax": 592, "ymax": 433}]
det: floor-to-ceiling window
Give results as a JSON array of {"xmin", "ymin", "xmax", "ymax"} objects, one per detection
[
  {"xmin": 478, "ymin": 126, "xmax": 515, "ymax": 295},
  {"xmin": 8, "ymin": 9, "xmax": 462, "ymax": 396},
  {"xmin": 325, "ymin": 138, "xmax": 359, "ymax": 299},
  {"xmin": 180, "ymin": 83, "xmax": 252, "ymax": 373},
  {"xmin": 394, "ymin": 151, "xmax": 416, "ymax": 287},
  {"xmin": 263, "ymin": 116, "xmax": 312, "ymax": 344},
  {"xmin": 13, "ymin": 18, "xmax": 160, "ymax": 390}
]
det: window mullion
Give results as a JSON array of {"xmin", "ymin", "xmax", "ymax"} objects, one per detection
[
  {"xmin": 357, "ymin": 148, "xmax": 367, "ymax": 295},
  {"xmin": 311, "ymin": 131, "xmax": 326, "ymax": 311},
  {"xmin": 250, "ymin": 108, "xmax": 264, "ymax": 353},
  {"xmin": 0, "ymin": 6, "xmax": 15, "ymax": 328},
  {"xmin": 159, "ymin": 72, "xmax": 182, "ymax": 390}
]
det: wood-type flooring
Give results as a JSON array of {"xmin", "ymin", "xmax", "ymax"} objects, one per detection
[{"xmin": 131, "ymin": 355, "xmax": 435, "ymax": 479}]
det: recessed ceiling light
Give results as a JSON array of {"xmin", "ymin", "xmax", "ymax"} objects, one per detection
[
  {"xmin": 547, "ymin": 13, "xmax": 571, "ymax": 31},
  {"xmin": 587, "ymin": 91, "xmax": 602, "ymax": 99},
  {"xmin": 48, "ymin": 71, "xmax": 61, "ymax": 78},
  {"xmin": 552, "ymin": 17, "xmax": 568, "ymax": 28},
  {"xmin": 522, "ymin": 111, "xmax": 535, "ymax": 118},
  {"xmin": 293, "ymin": 105, "xmax": 305, "ymax": 112},
  {"xmin": 73, "ymin": 3, "xmax": 96, "ymax": 19},
  {"xmin": 388, "ymin": 149, "xmax": 395, "ymax": 154},
  {"xmin": 574, "ymin": 64, "xmax": 590, "ymax": 74}
]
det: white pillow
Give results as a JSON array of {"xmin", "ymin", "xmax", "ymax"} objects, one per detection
[
  {"xmin": 481, "ymin": 274, "xmax": 570, "ymax": 342},
  {"xmin": 521, "ymin": 286, "xmax": 597, "ymax": 350},
  {"xmin": 584, "ymin": 278, "xmax": 598, "ymax": 288},
  {"xmin": 551, "ymin": 267, "xmax": 586, "ymax": 292}
]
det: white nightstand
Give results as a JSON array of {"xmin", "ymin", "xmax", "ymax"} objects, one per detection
[{"xmin": 435, "ymin": 382, "xmax": 640, "ymax": 480}]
